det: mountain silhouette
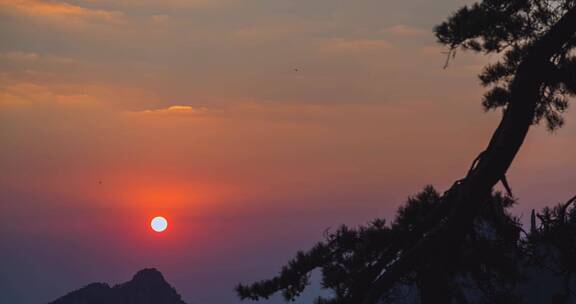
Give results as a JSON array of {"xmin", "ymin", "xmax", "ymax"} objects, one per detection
[{"xmin": 48, "ymin": 268, "xmax": 187, "ymax": 304}]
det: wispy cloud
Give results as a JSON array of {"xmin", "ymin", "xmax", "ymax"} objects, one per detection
[
  {"xmin": 134, "ymin": 105, "xmax": 208, "ymax": 115},
  {"xmin": 232, "ymin": 21, "xmax": 335, "ymax": 42},
  {"xmin": 318, "ymin": 38, "xmax": 393, "ymax": 54},
  {"xmin": 0, "ymin": 0, "xmax": 124, "ymax": 22},
  {"xmin": 0, "ymin": 51, "xmax": 39, "ymax": 62},
  {"xmin": 0, "ymin": 82, "xmax": 103, "ymax": 107},
  {"xmin": 95, "ymin": 0, "xmax": 237, "ymax": 10},
  {"xmin": 383, "ymin": 25, "xmax": 428, "ymax": 37},
  {"xmin": 149, "ymin": 14, "xmax": 171, "ymax": 25}
]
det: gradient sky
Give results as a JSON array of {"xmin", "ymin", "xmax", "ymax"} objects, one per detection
[{"xmin": 1, "ymin": 1, "xmax": 575, "ymax": 303}]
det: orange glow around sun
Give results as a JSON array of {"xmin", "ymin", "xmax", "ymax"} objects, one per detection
[{"xmin": 106, "ymin": 174, "xmax": 237, "ymax": 212}]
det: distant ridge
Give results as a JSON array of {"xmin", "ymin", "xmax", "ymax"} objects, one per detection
[{"xmin": 48, "ymin": 268, "xmax": 187, "ymax": 304}]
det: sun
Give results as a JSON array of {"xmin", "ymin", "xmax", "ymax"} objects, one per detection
[{"xmin": 151, "ymin": 216, "xmax": 168, "ymax": 232}]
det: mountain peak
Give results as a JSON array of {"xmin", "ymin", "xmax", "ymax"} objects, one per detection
[
  {"xmin": 132, "ymin": 268, "xmax": 166, "ymax": 283},
  {"xmin": 49, "ymin": 268, "xmax": 186, "ymax": 304}
]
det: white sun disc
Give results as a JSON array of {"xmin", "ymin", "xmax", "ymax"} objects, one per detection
[{"xmin": 151, "ymin": 216, "xmax": 168, "ymax": 232}]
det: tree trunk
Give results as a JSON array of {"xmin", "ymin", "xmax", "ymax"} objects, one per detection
[{"xmin": 420, "ymin": 261, "xmax": 451, "ymax": 304}]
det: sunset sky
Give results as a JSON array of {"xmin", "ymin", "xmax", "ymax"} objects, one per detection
[{"xmin": 1, "ymin": 1, "xmax": 575, "ymax": 303}]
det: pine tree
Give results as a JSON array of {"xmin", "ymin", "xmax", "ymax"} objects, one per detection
[{"xmin": 237, "ymin": 1, "xmax": 576, "ymax": 303}]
